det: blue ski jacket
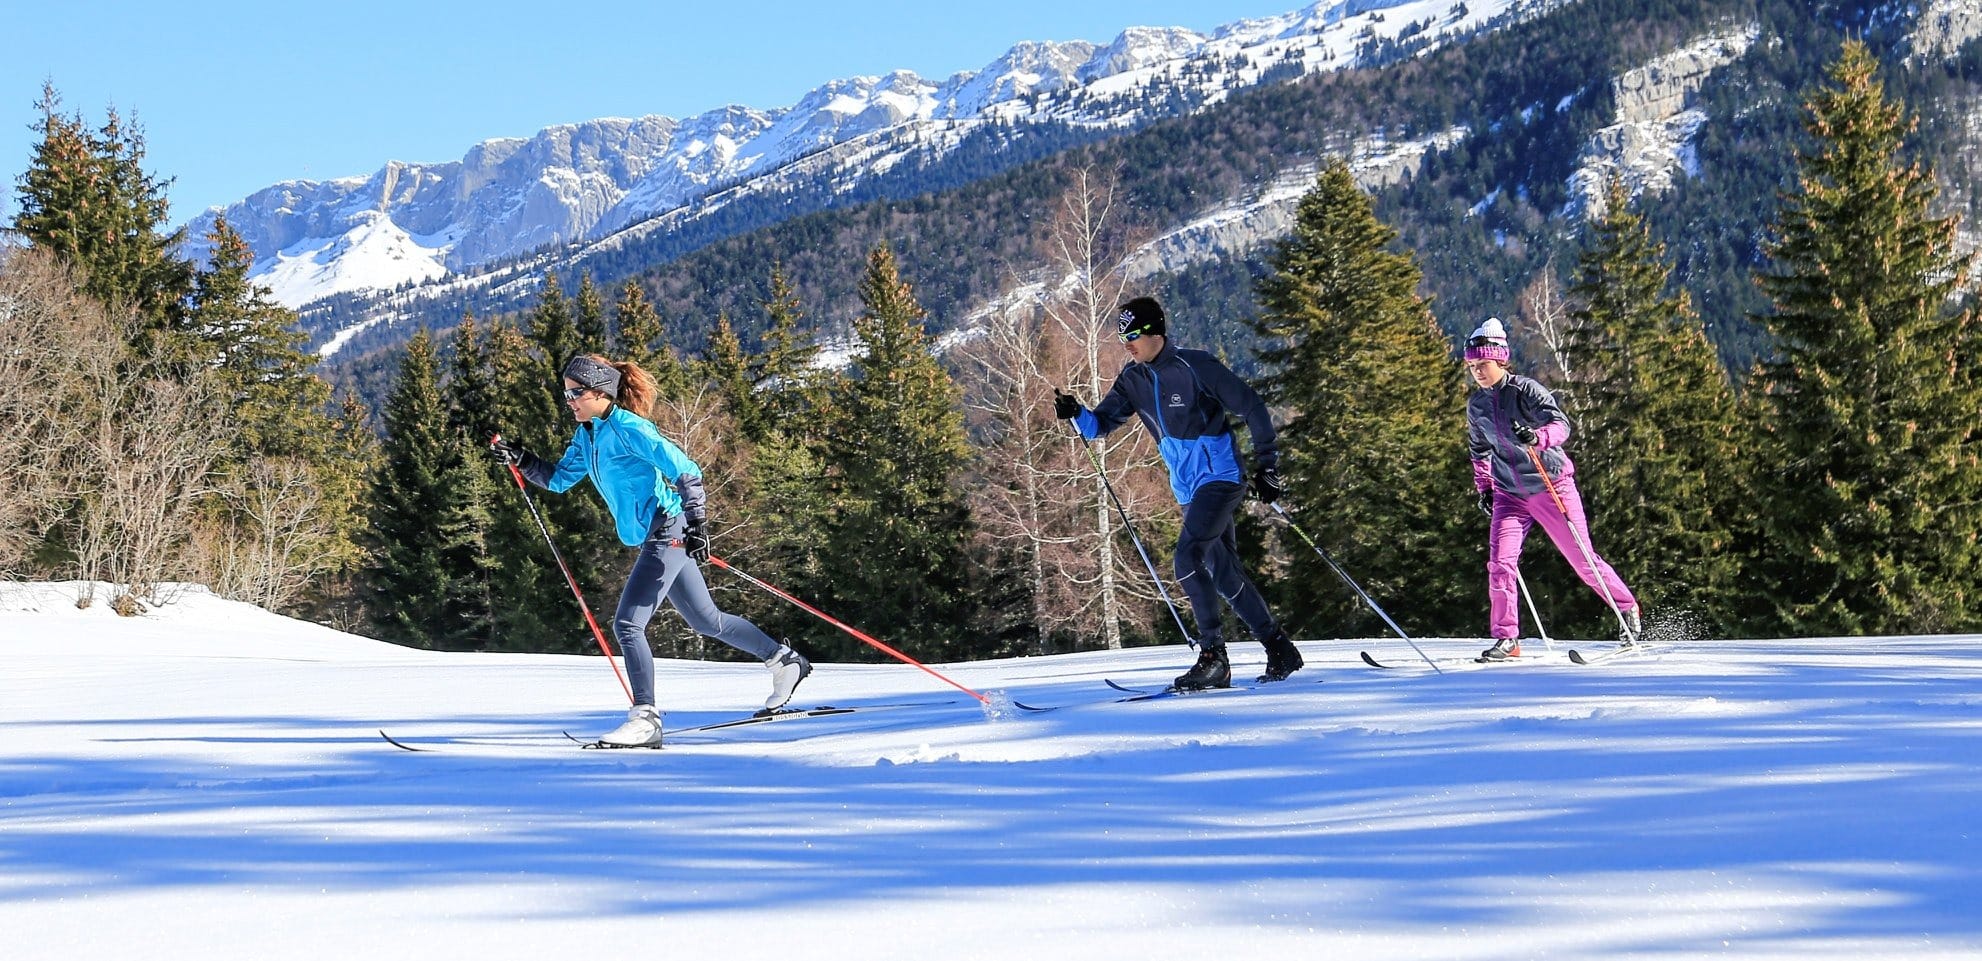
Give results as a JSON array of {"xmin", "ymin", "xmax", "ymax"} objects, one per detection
[
  {"xmin": 521, "ymin": 405, "xmax": 708, "ymax": 546},
  {"xmin": 1075, "ymin": 342, "xmax": 1278, "ymax": 504}
]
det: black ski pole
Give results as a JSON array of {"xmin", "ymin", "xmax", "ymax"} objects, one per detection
[
  {"xmin": 1062, "ymin": 414, "xmax": 1197, "ymax": 648},
  {"xmin": 1268, "ymin": 501, "xmax": 1441, "ymax": 673}
]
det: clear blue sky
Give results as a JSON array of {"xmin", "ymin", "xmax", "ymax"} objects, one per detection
[{"xmin": 3, "ymin": 0, "xmax": 1303, "ymax": 227}]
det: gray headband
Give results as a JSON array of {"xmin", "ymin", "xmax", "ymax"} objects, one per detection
[{"xmin": 561, "ymin": 355, "xmax": 621, "ymax": 398}]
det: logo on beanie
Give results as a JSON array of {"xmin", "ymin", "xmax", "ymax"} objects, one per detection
[{"xmin": 1117, "ymin": 309, "xmax": 1141, "ymax": 337}]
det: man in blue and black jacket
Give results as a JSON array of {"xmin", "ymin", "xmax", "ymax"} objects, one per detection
[{"xmin": 1054, "ymin": 296, "xmax": 1303, "ymax": 690}]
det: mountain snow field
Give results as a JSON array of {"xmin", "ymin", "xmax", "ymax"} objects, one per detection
[{"xmin": 2, "ymin": 581, "xmax": 1978, "ymax": 959}]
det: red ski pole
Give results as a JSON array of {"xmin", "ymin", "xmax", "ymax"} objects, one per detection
[
  {"xmin": 494, "ymin": 434, "xmax": 632, "ymax": 703},
  {"xmin": 706, "ymin": 555, "xmax": 990, "ymax": 705}
]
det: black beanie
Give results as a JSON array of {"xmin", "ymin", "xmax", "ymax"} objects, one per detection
[
  {"xmin": 561, "ymin": 355, "xmax": 622, "ymax": 398},
  {"xmin": 1116, "ymin": 296, "xmax": 1166, "ymax": 339}
]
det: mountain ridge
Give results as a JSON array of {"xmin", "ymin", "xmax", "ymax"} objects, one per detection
[{"xmin": 181, "ymin": 1, "xmax": 1559, "ymax": 316}]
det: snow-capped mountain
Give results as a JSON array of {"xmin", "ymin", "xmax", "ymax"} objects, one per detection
[{"xmin": 184, "ymin": 0, "xmax": 1562, "ymax": 315}]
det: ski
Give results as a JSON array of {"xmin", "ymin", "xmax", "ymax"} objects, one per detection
[
  {"xmin": 1568, "ymin": 644, "xmax": 1647, "ymax": 665},
  {"xmin": 1359, "ymin": 650, "xmax": 1555, "ymax": 670},
  {"xmin": 1103, "ymin": 676, "xmax": 1320, "ymax": 701},
  {"xmin": 381, "ymin": 701, "xmax": 946, "ymax": 752},
  {"xmin": 378, "ymin": 730, "xmax": 586, "ymax": 752},
  {"xmin": 670, "ymin": 705, "xmax": 860, "ymax": 734}
]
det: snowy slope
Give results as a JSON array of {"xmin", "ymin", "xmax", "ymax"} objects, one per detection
[{"xmin": 3, "ymin": 580, "xmax": 1979, "ymax": 959}]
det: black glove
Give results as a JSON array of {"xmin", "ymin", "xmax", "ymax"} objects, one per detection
[
  {"xmin": 682, "ymin": 520, "xmax": 711, "ymax": 563},
  {"xmin": 1477, "ymin": 490, "xmax": 1493, "ymax": 517},
  {"xmin": 1512, "ymin": 423, "xmax": 1539, "ymax": 447},
  {"xmin": 1251, "ymin": 465, "xmax": 1286, "ymax": 504},
  {"xmin": 1053, "ymin": 390, "xmax": 1081, "ymax": 420},
  {"xmin": 490, "ymin": 436, "xmax": 529, "ymax": 467}
]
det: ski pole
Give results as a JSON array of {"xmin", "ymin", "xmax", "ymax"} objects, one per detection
[
  {"xmin": 1520, "ymin": 443, "xmax": 1632, "ymax": 639},
  {"xmin": 494, "ymin": 434, "xmax": 632, "ymax": 703},
  {"xmin": 706, "ymin": 555, "xmax": 992, "ymax": 705},
  {"xmin": 1268, "ymin": 501, "xmax": 1441, "ymax": 673},
  {"xmin": 1061, "ymin": 412, "xmax": 1198, "ymax": 647},
  {"xmin": 1515, "ymin": 569, "xmax": 1554, "ymax": 652}
]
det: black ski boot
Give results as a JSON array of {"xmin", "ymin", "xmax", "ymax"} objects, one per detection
[
  {"xmin": 1256, "ymin": 631, "xmax": 1304, "ymax": 683},
  {"xmin": 1173, "ymin": 644, "xmax": 1232, "ymax": 692},
  {"xmin": 1479, "ymin": 637, "xmax": 1521, "ymax": 661},
  {"xmin": 1619, "ymin": 607, "xmax": 1643, "ymax": 646}
]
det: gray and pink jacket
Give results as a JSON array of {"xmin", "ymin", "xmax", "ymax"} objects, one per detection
[{"xmin": 1468, "ymin": 374, "xmax": 1573, "ymax": 495}]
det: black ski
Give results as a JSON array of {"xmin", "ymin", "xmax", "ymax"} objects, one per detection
[
  {"xmin": 381, "ymin": 703, "xmax": 932, "ymax": 752},
  {"xmin": 670, "ymin": 705, "xmax": 859, "ymax": 734},
  {"xmin": 1568, "ymin": 644, "xmax": 1646, "ymax": 665},
  {"xmin": 1103, "ymin": 676, "xmax": 1319, "ymax": 701},
  {"xmin": 1360, "ymin": 650, "xmax": 1550, "ymax": 669}
]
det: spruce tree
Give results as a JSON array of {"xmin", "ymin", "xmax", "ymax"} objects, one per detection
[
  {"xmin": 479, "ymin": 321, "xmax": 580, "ymax": 651},
  {"xmin": 520, "ymin": 275, "xmax": 615, "ymax": 641},
  {"xmin": 188, "ymin": 217, "xmax": 331, "ymax": 460},
  {"xmin": 364, "ymin": 331, "xmax": 461, "ymax": 648},
  {"xmin": 1566, "ymin": 176, "xmax": 1744, "ymax": 633},
  {"xmin": 1751, "ymin": 40, "xmax": 1982, "ymax": 634},
  {"xmin": 815, "ymin": 244, "xmax": 979, "ymax": 659},
  {"xmin": 573, "ymin": 273, "xmax": 608, "ymax": 351},
  {"xmin": 755, "ymin": 264, "xmax": 821, "ymax": 438},
  {"xmin": 701, "ymin": 314, "xmax": 761, "ymax": 432},
  {"xmin": 611, "ymin": 280, "xmax": 689, "ymax": 401},
  {"xmin": 12, "ymin": 84, "xmax": 191, "ymax": 353},
  {"xmin": 1251, "ymin": 159, "xmax": 1477, "ymax": 638}
]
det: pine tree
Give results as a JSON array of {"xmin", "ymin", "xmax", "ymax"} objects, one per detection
[
  {"xmin": 1251, "ymin": 159, "xmax": 1477, "ymax": 638},
  {"xmin": 188, "ymin": 217, "xmax": 331, "ymax": 460},
  {"xmin": 611, "ymin": 280, "xmax": 689, "ymax": 401},
  {"xmin": 1565, "ymin": 176, "xmax": 1744, "ymax": 632},
  {"xmin": 520, "ymin": 275, "xmax": 615, "ymax": 640},
  {"xmin": 12, "ymin": 84, "xmax": 191, "ymax": 353},
  {"xmin": 479, "ymin": 321, "xmax": 580, "ymax": 651},
  {"xmin": 755, "ymin": 264, "xmax": 822, "ymax": 437},
  {"xmin": 700, "ymin": 314, "xmax": 761, "ymax": 432},
  {"xmin": 446, "ymin": 313, "xmax": 497, "ymax": 444},
  {"xmin": 573, "ymin": 273, "xmax": 608, "ymax": 351},
  {"xmin": 1751, "ymin": 40, "xmax": 1982, "ymax": 634},
  {"xmin": 814, "ymin": 244, "xmax": 979, "ymax": 659},
  {"xmin": 363, "ymin": 331, "xmax": 462, "ymax": 648}
]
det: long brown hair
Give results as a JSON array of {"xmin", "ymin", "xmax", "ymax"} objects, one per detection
[{"xmin": 592, "ymin": 355, "xmax": 657, "ymax": 420}]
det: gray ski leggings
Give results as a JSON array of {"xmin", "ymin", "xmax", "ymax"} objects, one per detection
[
  {"xmin": 614, "ymin": 515, "xmax": 781, "ymax": 706},
  {"xmin": 1173, "ymin": 480, "xmax": 1278, "ymax": 647}
]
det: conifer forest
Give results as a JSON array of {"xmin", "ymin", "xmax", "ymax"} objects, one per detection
[{"xmin": 5, "ymin": 0, "xmax": 1980, "ymax": 660}]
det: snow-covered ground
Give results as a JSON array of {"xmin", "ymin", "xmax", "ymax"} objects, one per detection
[{"xmin": 3, "ymin": 581, "xmax": 1978, "ymax": 959}]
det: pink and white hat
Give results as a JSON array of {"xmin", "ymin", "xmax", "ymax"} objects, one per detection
[{"xmin": 1463, "ymin": 317, "xmax": 1511, "ymax": 363}]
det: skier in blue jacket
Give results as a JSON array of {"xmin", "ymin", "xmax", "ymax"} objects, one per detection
[
  {"xmin": 1053, "ymin": 297, "xmax": 1302, "ymax": 690},
  {"xmin": 491, "ymin": 354, "xmax": 811, "ymax": 747}
]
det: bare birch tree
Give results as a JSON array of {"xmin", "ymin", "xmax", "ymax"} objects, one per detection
[
  {"xmin": 1515, "ymin": 263, "xmax": 1575, "ymax": 386},
  {"xmin": 961, "ymin": 166, "xmax": 1171, "ymax": 650}
]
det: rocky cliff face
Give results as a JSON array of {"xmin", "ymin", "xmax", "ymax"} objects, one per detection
[
  {"xmin": 1910, "ymin": 0, "xmax": 1982, "ymax": 62},
  {"xmin": 1564, "ymin": 24, "xmax": 1759, "ymax": 221}
]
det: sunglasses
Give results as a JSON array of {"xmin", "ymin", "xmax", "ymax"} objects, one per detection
[
  {"xmin": 562, "ymin": 386, "xmax": 591, "ymax": 401},
  {"xmin": 1119, "ymin": 330, "xmax": 1146, "ymax": 344}
]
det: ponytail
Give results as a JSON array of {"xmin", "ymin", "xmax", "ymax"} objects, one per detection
[{"xmin": 610, "ymin": 358, "xmax": 658, "ymax": 420}]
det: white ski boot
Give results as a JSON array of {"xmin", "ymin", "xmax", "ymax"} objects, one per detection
[
  {"xmin": 595, "ymin": 703, "xmax": 663, "ymax": 748},
  {"xmin": 764, "ymin": 646, "xmax": 813, "ymax": 712}
]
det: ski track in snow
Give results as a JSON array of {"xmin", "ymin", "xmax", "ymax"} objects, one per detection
[{"xmin": 2, "ymin": 582, "xmax": 1979, "ymax": 959}]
